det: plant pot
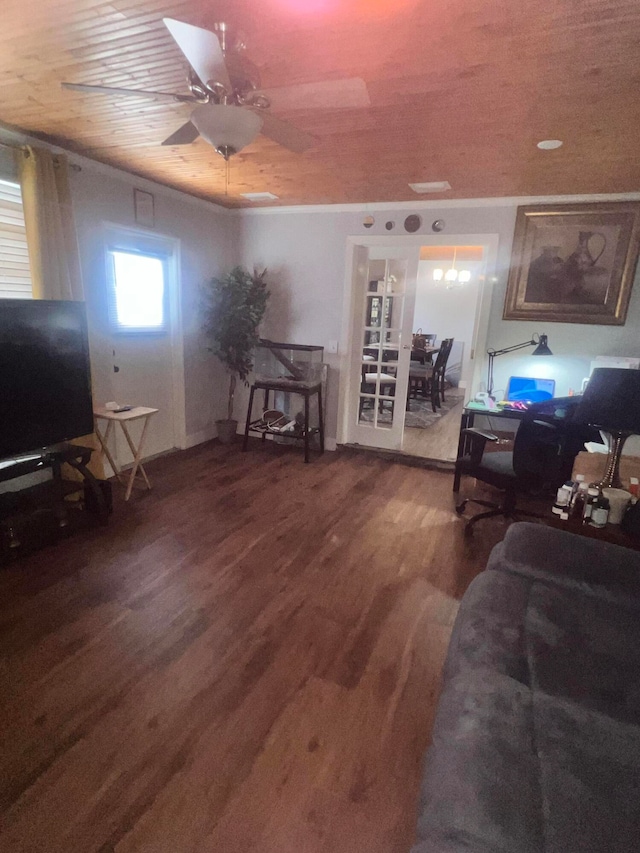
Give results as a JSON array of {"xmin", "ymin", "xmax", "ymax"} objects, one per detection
[{"xmin": 216, "ymin": 419, "xmax": 238, "ymax": 445}]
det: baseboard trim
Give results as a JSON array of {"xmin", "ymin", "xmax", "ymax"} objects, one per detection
[{"xmin": 184, "ymin": 425, "xmax": 218, "ymax": 449}]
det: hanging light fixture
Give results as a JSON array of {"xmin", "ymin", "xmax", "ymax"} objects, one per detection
[{"xmin": 432, "ymin": 248, "xmax": 472, "ymax": 285}]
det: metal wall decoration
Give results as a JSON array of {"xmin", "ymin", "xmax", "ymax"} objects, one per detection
[
  {"xmin": 404, "ymin": 214, "xmax": 422, "ymax": 233},
  {"xmin": 504, "ymin": 202, "xmax": 640, "ymax": 325}
]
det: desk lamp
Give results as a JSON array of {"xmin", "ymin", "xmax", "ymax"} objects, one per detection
[
  {"xmin": 486, "ymin": 334, "xmax": 552, "ymax": 400},
  {"xmin": 575, "ymin": 367, "xmax": 640, "ymax": 489}
]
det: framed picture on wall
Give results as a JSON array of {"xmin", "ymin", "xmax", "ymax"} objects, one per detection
[
  {"xmin": 133, "ymin": 189, "xmax": 155, "ymax": 228},
  {"xmin": 503, "ymin": 202, "xmax": 640, "ymax": 325}
]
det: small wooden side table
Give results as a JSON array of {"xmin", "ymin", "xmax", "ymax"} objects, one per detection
[{"xmin": 94, "ymin": 407, "xmax": 158, "ymax": 501}]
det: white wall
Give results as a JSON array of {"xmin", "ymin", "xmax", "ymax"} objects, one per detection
[
  {"xmin": 69, "ymin": 163, "xmax": 236, "ymax": 446},
  {"xmin": 6, "ymin": 127, "xmax": 640, "ymax": 455},
  {"xmin": 238, "ymin": 200, "xmax": 640, "ymax": 446},
  {"xmin": 2, "ymin": 134, "xmax": 238, "ymax": 454},
  {"xmin": 486, "ymin": 255, "xmax": 640, "ymax": 401},
  {"xmin": 238, "ymin": 203, "xmax": 515, "ymax": 443},
  {"xmin": 414, "ymin": 260, "xmax": 483, "ymax": 387}
]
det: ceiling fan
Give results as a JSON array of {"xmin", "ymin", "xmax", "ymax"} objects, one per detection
[{"xmin": 62, "ymin": 18, "xmax": 370, "ymax": 160}]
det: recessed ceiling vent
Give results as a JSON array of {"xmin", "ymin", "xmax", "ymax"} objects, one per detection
[
  {"xmin": 409, "ymin": 181, "xmax": 451, "ymax": 193},
  {"xmin": 241, "ymin": 192, "xmax": 279, "ymax": 201}
]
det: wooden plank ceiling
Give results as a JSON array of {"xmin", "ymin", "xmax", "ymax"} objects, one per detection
[{"xmin": 1, "ymin": 0, "xmax": 640, "ymax": 208}]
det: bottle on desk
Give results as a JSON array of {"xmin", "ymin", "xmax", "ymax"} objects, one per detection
[
  {"xmin": 582, "ymin": 485, "xmax": 601, "ymax": 525},
  {"xmin": 552, "ymin": 483, "xmax": 573, "ymax": 519},
  {"xmin": 571, "ymin": 479, "xmax": 589, "ymax": 519},
  {"xmin": 589, "ymin": 490, "xmax": 611, "ymax": 528}
]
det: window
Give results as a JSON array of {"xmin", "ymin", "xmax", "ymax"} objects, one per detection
[
  {"xmin": 106, "ymin": 248, "xmax": 167, "ymax": 333},
  {"xmin": 0, "ymin": 179, "xmax": 32, "ymax": 299}
]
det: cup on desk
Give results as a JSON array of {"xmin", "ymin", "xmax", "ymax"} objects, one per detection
[{"xmin": 603, "ymin": 488, "xmax": 632, "ymax": 524}]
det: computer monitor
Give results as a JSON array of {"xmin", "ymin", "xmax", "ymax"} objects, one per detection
[{"xmin": 505, "ymin": 376, "xmax": 556, "ymax": 403}]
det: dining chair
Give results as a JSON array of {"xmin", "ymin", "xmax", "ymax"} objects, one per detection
[
  {"xmin": 438, "ymin": 337, "xmax": 454, "ymax": 402},
  {"xmin": 407, "ymin": 339, "xmax": 453, "ymax": 413}
]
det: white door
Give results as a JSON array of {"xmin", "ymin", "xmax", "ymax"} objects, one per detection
[
  {"xmin": 104, "ymin": 226, "xmax": 180, "ymax": 466},
  {"xmin": 347, "ymin": 245, "xmax": 419, "ymax": 450}
]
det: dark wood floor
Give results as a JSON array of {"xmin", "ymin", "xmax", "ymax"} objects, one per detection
[{"xmin": 0, "ymin": 441, "xmax": 510, "ymax": 853}]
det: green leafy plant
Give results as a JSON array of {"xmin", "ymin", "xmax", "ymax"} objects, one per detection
[{"xmin": 202, "ymin": 266, "xmax": 270, "ymax": 421}]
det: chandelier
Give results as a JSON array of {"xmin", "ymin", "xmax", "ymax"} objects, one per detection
[{"xmin": 432, "ymin": 248, "xmax": 472, "ymax": 287}]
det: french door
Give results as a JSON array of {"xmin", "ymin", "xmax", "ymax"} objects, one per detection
[{"xmin": 347, "ymin": 245, "xmax": 419, "ymax": 450}]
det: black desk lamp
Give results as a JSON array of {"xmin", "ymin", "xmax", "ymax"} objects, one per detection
[
  {"xmin": 486, "ymin": 334, "xmax": 552, "ymax": 400},
  {"xmin": 575, "ymin": 367, "xmax": 640, "ymax": 488}
]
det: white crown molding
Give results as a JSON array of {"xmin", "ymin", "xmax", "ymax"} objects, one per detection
[
  {"xmin": 236, "ymin": 192, "xmax": 640, "ymax": 216},
  {"xmin": 0, "ymin": 122, "xmax": 231, "ymax": 217}
]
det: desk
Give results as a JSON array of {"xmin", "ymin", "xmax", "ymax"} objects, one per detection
[{"xmin": 94, "ymin": 407, "xmax": 158, "ymax": 500}]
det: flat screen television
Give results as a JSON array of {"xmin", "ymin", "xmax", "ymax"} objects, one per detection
[{"xmin": 0, "ymin": 299, "xmax": 94, "ymax": 459}]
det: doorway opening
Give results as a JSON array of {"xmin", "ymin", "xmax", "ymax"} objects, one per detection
[
  {"xmin": 403, "ymin": 245, "xmax": 485, "ymax": 462},
  {"xmin": 102, "ymin": 223, "xmax": 185, "ymax": 471},
  {"xmin": 339, "ymin": 233, "xmax": 497, "ymax": 459}
]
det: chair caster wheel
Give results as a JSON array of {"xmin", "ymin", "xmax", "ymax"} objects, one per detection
[{"xmin": 455, "ymin": 502, "xmax": 467, "ymax": 516}]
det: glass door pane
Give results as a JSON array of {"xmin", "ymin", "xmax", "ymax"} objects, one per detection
[{"xmin": 349, "ymin": 247, "xmax": 419, "ymax": 450}]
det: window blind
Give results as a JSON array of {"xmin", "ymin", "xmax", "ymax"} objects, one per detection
[{"xmin": 0, "ymin": 179, "xmax": 32, "ymax": 299}]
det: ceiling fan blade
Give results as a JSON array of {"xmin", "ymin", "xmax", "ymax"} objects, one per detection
[
  {"xmin": 61, "ymin": 82, "xmax": 193, "ymax": 102},
  {"xmin": 257, "ymin": 78, "xmax": 370, "ymax": 112},
  {"xmin": 163, "ymin": 18, "xmax": 232, "ymax": 93},
  {"xmin": 258, "ymin": 112, "xmax": 317, "ymax": 153},
  {"xmin": 161, "ymin": 121, "xmax": 200, "ymax": 146}
]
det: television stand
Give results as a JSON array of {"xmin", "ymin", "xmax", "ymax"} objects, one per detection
[{"xmin": 0, "ymin": 443, "xmax": 109, "ymax": 558}]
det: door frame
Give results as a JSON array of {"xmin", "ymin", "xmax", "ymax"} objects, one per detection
[
  {"xmin": 336, "ymin": 232, "xmax": 500, "ymax": 448},
  {"xmin": 102, "ymin": 221, "xmax": 186, "ymax": 453}
]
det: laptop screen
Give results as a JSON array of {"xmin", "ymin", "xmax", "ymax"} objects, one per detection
[{"xmin": 506, "ymin": 376, "xmax": 556, "ymax": 403}]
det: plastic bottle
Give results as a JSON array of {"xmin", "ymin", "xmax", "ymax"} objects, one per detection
[
  {"xmin": 572, "ymin": 481, "xmax": 589, "ymax": 519},
  {"xmin": 582, "ymin": 486, "xmax": 600, "ymax": 524},
  {"xmin": 569, "ymin": 475, "xmax": 585, "ymax": 508},
  {"xmin": 589, "ymin": 491, "xmax": 610, "ymax": 528},
  {"xmin": 552, "ymin": 484, "xmax": 572, "ymax": 517}
]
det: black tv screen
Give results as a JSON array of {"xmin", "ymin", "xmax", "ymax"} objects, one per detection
[{"xmin": 0, "ymin": 299, "xmax": 94, "ymax": 459}]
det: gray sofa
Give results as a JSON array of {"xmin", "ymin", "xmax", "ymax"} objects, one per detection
[{"xmin": 412, "ymin": 522, "xmax": 640, "ymax": 853}]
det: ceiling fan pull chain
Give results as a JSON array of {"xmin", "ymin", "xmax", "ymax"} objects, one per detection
[{"xmin": 225, "ymin": 157, "xmax": 229, "ymax": 197}]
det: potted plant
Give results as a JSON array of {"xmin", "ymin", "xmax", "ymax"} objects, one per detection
[{"xmin": 202, "ymin": 266, "xmax": 269, "ymax": 444}]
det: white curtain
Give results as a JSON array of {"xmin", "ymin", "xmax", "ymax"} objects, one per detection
[
  {"xmin": 18, "ymin": 145, "xmax": 103, "ymax": 479},
  {"xmin": 18, "ymin": 146, "xmax": 84, "ymax": 301}
]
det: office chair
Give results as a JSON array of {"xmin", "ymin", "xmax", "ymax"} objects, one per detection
[{"xmin": 453, "ymin": 398, "xmax": 599, "ymax": 532}]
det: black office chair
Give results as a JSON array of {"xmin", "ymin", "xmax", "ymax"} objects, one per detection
[{"xmin": 453, "ymin": 398, "xmax": 600, "ymax": 532}]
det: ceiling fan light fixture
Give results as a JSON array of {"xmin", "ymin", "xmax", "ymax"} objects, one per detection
[{"xmin": 191, "ymin": 105, "xmax": 263, "ymax": 158}]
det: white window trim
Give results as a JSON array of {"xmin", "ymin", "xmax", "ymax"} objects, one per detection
[{"xmin": 102, "ymin": 222, "xmax": 186, "ymax": 450}]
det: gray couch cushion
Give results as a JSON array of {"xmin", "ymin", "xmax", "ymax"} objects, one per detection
[{"xmin": 411, "ymin": 523, "xmax": 640, "ymax": 853}]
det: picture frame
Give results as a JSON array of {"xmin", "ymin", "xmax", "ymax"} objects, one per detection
[
  {"xmin": 503, "ymin": 202, "xmax": 640, "ymax": 325},
  {"xmin": 133, "ymin": 188, "xmax": 155, "ymax": 228}
]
